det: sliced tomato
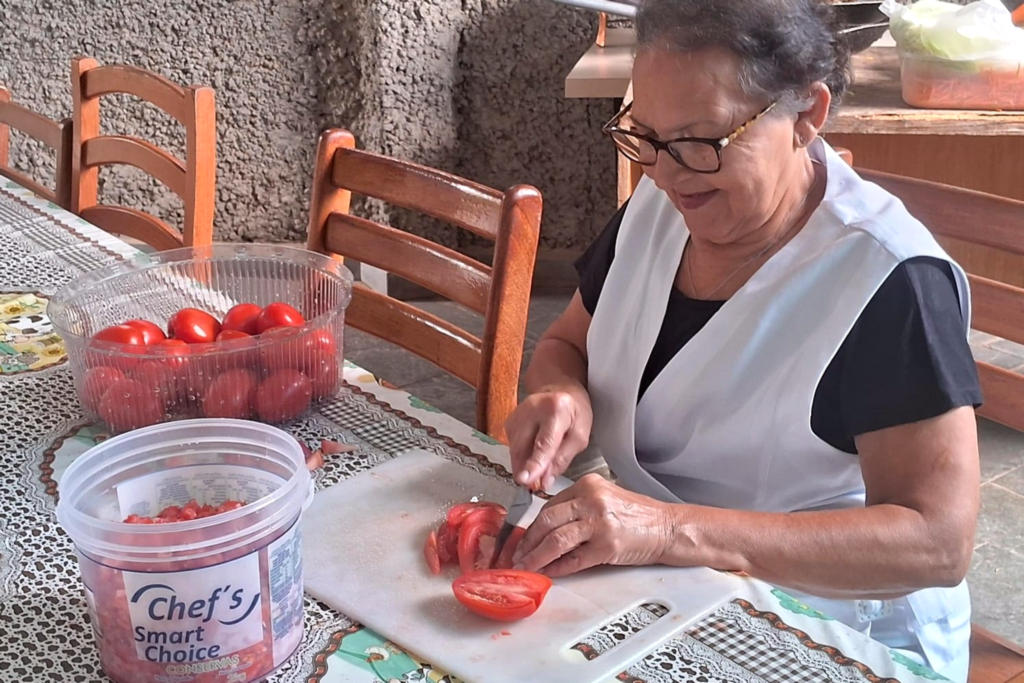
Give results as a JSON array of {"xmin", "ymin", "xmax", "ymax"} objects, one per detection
[
  {"xmin": 447, "ymin": 502, "xmax": 505, "ymax": 529},
  {"xmin": 452, "ymin": 569, "xmax": 552, "ymax": 622},
  {"xmin": 436, "ymin": 521, "xmax": 459, "ymax": 564},
  {"xmin": 458, "ymin": 507, "xmax": 504, "ymax": 574},
  {"xmin": 493, "ymin": 526, "xmax": 526, "ymax": 570},
  {"xmin": 423, "ymin": 529, "xmax": 442, "ymax": 575}
]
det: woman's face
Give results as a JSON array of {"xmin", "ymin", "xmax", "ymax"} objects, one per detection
[{"xmin": 631, "ymin": 46, "xmax": 807, "ymax": 246}]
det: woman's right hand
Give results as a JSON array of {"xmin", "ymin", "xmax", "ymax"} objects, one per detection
[{"xmin": 505, "ymin": 385, "xmax": 593, "ymax": 491}]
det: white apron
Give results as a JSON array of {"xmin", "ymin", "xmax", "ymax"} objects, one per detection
[{"xmin": 584, "ymin": 139, "xmax": 972, "ymax": 681}]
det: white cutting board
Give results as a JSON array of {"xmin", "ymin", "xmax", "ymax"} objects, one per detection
[{"xmin": 302, "ymin": 450, "xmax": 741, "ymax": 683}]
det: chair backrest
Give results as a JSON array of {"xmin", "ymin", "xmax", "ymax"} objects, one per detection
[
  {"xmin": 858, "ymin": 168, "xmax": 1024, "ymax": 432},
  {"xmin": 306, "ymin": 129, "xmax": 543, "ymax": 441},
  {"xmin": 69, "ymin": 57, "xmax": 216, "ymax": 250},
  {"xmin": 0, "ymin": 88, "xmax": 72, "ymax": 207}
]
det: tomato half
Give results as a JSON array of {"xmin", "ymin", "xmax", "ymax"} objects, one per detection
[
  {"xmin": 221, "ymin": 303, "xmax": 263, "ymax": 335},
  {"xmin": 451, "ymin": 569, "xmax": 552, "ymax": 622},
  {"xmin": 168, "ymin": 308, "xmax": 222, "ymax": 344},
  {"xmin": 255, "ymin": 302, "xmax": 305, "ymax": 333}
]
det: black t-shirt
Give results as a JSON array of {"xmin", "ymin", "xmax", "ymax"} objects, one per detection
[{"xmin": 576, "ymin": 201, "xmax": 983, "ymax": 454}]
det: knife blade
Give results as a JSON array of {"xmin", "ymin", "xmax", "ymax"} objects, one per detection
[{"xmin": 493, "ymin": 486, "xmax": 533, "ymax": 557}]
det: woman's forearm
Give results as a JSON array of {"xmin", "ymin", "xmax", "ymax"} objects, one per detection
[
  {"xmin": 524, "ymin": 336, "xmax": 589, "ymax": 395},
  {"xmin": 666, "ymin": 503, "xmax": 973, "ymax": 599}
]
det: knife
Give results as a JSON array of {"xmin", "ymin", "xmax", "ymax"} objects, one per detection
[{"xmin": 493, "ymin": 486, "xmax": 533, "ymax": 557}]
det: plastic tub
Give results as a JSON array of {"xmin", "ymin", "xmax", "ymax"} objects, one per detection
[
  {"xmin": 900, "ymin": 52, "xmax": 1024, "ymax": 110},
  {"xmin": 56, "ymin": 419, "xmax": 313, "ymax": 683},
  {"xmin": 48, "ymin": 244, "xmax": 353, "ymax": 433}
]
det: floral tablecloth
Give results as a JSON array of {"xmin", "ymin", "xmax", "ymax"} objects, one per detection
[{"xmin": 0, "ymin": 178, "xmax": 947, "ymax": 682}]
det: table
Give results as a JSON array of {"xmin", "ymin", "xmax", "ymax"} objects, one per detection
[
  {"xmin": 566, "ymin": 37, "xmax": 1024, "ymax": 287},
  {"xmin": 0, "ymin": 177, "xmax": 945, "ymax": 682}
]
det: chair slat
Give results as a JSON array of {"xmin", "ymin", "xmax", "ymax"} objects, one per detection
[
  {"xmin": 80, "ymin": 64, "xmax": 189, "ymax": 124},
  {"xmin": 969, "ymin": 274, "xmax": 1024, "ymax": 347},
  {"xmin": 0, "ymin": 100, "xmax": 62, "ymax": 149},
  {"xmin": 332, "ymin": 147, "xmax": 504, "ymax": 240},
  {"xmin": 976, "ymin": 362, "xmax": 1024, "ymax": 433},
  {"xmin": 80, "ymin": 205, "xmax": 183, "ymax": 251},
  {"xmin": 346, "ymin": 285, "xmax": 483, "ymax": 387},
  {"xmin": 0, "ymin": 168, "xmax": 56, "ymax": 203},
  {"xmin": 82, "ymin": 136, "xmax": 186, "ymax": 197},
  {"xmin": 859, "ymin": 169, "xmax": 1024, "ymax": 257},
  {"xmin": 324, "ymin": 212, "xmax": 492, "ymax": 314}
]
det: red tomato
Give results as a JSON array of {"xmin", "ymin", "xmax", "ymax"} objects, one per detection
[
  {"xmin": 494, "ymin": 527, "xmax": 526, "ymax": 570},
  {"xmin": 221, "ymin": 303, "xmax": 263, "ymax": 335},
  {"xmin": 123, "ymin": 319, "xmax": 166, "ymax": 345},
  {"xmin": 257, "ymin": 326, "xmax": 311, "ymax": 372},
  {"xmin": 306, "ymin": 351, "xmax": 341, "ymax": 399},
  {"xmin": 98, "ymin": 378, "xmax": 164, "ymax": 432},
  {"xmin": 451, "ymin": 570, "xmax": 552, "ymax": 622},
  {"xmin": 458, "ymin": 507, "xmax": 505, "ymax": 574},
  {"xmin": 216, "ymin": 329, "xmax": 252, "ymax": 342},
  {"xmin": 202, "ymin": 369, "xmax": 259, "ymax": 419},
  {"xmin": 129, "ymin": 360, "xmax": 181, "ymax": 406},
  {"xmin": 149, "ymin": 338, "xmax": 191, "ymax": 366},
  {"xmin": 424, "ymin": 529, "xmax": 442, "ymax": 575},
  {"xmin": 81, "ymin": 366, "xmax": 126, "ymax": 412},
  {"xmin": 255, "ymin": 302, "xmax": 305, "ymax": 333},
  {"xmin": 167, "ymin": 308, "xmax": 221, "ymax": 343},
  {"xmin": 255, "ymin": 369, "xmax": 312, "ymax": 422},
  {"xmin": 93, "ymin": 324, "xmax": 146, "ymax": 346}
]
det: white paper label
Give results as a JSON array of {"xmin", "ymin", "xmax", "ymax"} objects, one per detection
[
  {"xmin": 121, "ymin": 551, "xmax": 264, "ymax": 666},
  {"xmin": 266, "ymin": 519, "xmax": 304, "ymax": 665}
]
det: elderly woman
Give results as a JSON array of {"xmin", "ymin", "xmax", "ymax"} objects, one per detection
[{"xmin": 506, "ymin": 0, "xmax": 981, "ymax": 678}]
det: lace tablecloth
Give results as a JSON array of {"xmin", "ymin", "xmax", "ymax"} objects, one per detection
[{"xmin": 0, "ymin": 179, "xmax": 946, "ymax": 682}]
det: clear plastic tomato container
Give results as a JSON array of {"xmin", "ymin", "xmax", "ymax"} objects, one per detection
[
  {"xmin": 48, "ymin": 244, "xmax": 353, "ymax": 433},
  {"xmin": 900, "ymin": 51, "xmax": 1024, "ymax": 110},
  {"xmin": 56, "ymin": 419, "xmax": 313, "ymax": 683}
]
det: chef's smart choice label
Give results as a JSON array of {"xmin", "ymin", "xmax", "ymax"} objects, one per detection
[
  {"xmin": 77, "ymin": 520, "xmax": 305, "ymax": 683},
  {"xmin": 122, "ymin": 552, "xmax": 263, "ymax": 667}
]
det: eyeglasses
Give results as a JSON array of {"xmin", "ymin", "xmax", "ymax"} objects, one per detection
[{"xmin": 602, "ymin": 101, "xmax": 777, "ymax": 174}]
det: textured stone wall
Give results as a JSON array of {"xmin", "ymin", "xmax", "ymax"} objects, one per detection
[{"xmin": 1, "ymin": 0, "xmax": 617, "ymax": 251}]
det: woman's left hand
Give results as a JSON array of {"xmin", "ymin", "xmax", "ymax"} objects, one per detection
[{"xmin": 512, "ymin": 474, "xmax": 677, "ymax": 577}]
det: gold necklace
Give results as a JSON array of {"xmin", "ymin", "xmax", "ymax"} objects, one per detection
[{"xmin": 684, "ymin": 236, "xmax": 780, "ymax": 300}]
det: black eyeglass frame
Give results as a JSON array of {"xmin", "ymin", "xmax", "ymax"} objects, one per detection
[{"xmin": 601, "ymin": 100, "xmax": 778, "ymax": 174}]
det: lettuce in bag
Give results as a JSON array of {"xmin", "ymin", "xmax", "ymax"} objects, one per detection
[{"xmin": 881, "ymin": 0, "xmax": 1024, "ymax": 61}]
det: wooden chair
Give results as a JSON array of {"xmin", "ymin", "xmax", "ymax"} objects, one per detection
[
  {"xmin": 69, "ymin": 57, "xmax": 215, "ymax": 250},
  {"xmin": 306, "ymin": 129, "xmax": 543, "ymax": 441},
  {"xmin": 858, "ymin": 168, "xmax": 1024, "ymax": 682},
  {"xmin": 0, "ymin": 88, "xmax": 72, "ymax": 207}
]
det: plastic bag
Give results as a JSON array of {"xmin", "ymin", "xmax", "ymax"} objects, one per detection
[{"xmin": 881, "ymin": 0, "xmax": 1024, "ymax": 61}]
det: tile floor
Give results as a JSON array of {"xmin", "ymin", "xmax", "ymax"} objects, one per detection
[{"xmin": 345, "ymin": 291, "xmax": 1024, "ymax": 647}]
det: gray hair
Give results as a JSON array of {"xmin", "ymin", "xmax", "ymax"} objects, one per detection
[{"xmin": 635, "ymin": 0, "xmax": 851, "ymax": 113}]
